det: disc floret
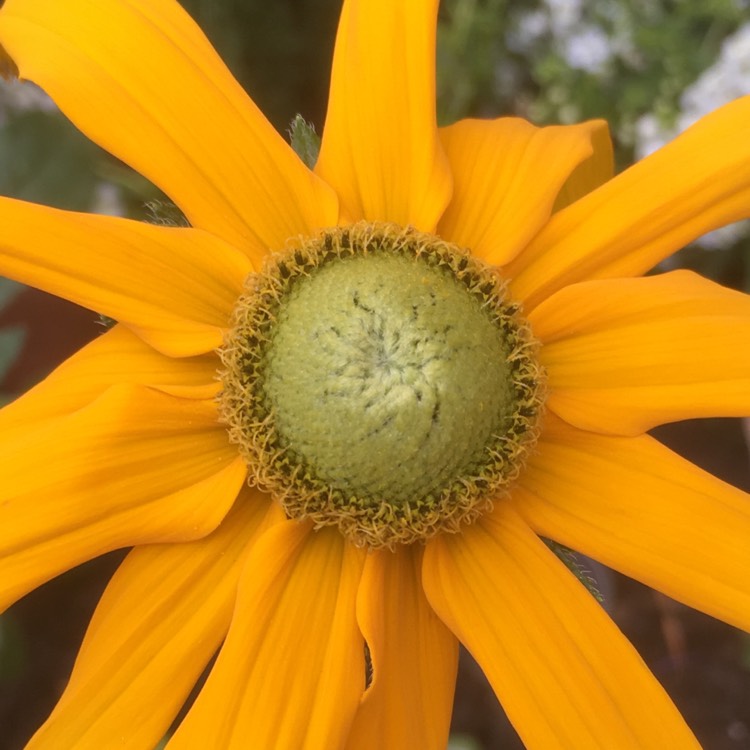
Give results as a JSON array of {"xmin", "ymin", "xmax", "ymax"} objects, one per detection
[{"xmin": 219, "ymin": 223, "xmax": 544, "ymax": 548}]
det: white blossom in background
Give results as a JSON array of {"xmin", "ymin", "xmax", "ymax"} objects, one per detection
[
  {"xmin": 635, "ymin": 22, "xmax": 750, "ymax": 158},
  {"xmin": 562, "ymin": 24, "xmax": 612, "ymax": 74},
  {"xmin": 90, "ymin": 181, "xmax": 127, "ymax": 218},
  {"xmin": 509, "ymin": 0, "xmax": 615, "ymax": 74},
  {"xmin": 510, "ymin": 8, "xmax": 548, "ymax": 49},
  {"xmin": 0, "ymin": 79, "xmax": 126, "ymax": 218},
  {"xmin": 635, "ymin": 21, "xmax": 750, "ymax": 248},
  {"xmin": 0, "ymin": 79, "xmax": 56, "ymax": 126},
  {"xmin": 543, "ymin": 0, "xmax": 585, "ymax": 37}
]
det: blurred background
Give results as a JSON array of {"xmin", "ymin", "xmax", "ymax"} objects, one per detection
[{"xmin": 0, "ymin": 0, "xmax": 749, "ymax": 747}]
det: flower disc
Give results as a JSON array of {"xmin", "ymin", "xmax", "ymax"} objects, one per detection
[{"xmin": 219, "ymin": 223, "xmax": 544, "ymax": 547}]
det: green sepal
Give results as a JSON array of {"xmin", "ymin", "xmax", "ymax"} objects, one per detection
[
  {"xmin": 145, "ymin": 199, "xmax": 189, "ymax": 227},
  {"xmin": 97, "ymin": 314, "xmax": 117, "ymax": 331},
  {"xmin": 289, "ymin": 115, "xmax": 321, "ymax": 169},
  {"xmin": 364, "ymin": 642, "xmax": 373, "ymax": 689},
  {"xmin": 543, "ymin": 538, "xmax": 604, "ymax": 603}
]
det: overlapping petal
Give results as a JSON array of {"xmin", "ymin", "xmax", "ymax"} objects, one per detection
[
  {"xmin": 345, "ymin": 547, "xmax": 457, "ymax": 750},
  {"xmin": 438, "ymin": 118, "xmax": 611, "ymax": 265},
  {"xmin": 0, "ymin": 199, "xmax": 250, "ymax": 356},
  {"xmin": 551, "ymin": 121, "xmax": 614, "ymax": 211},
  {"xmin": 423, "ymin": 504, "xmax": 701, "ymax": 749},
  {"xmin": 531, "ymin": 270, "xmax": 750, "ymax": 435},
  {"xmin": 0, "ymin": 325, "xmax": 219, "ymax": 435},
  {"xmin": 0, "ymin": 0, "xmax": 338, "ymax": 259},
  {"xmin": 168, "ymin": 524, "xmax": 366, "ymax": 750},
  {"xmin": 508, "ymin": 96, "xmax": 750, "ymax": 309},
  {"xmin": 316, "ymin": 0, "xmax": 451, "ymax": 230},
  {"xmin": 27, "ymin": 491, "xmax": 283, "ymax": 750},
  {"xmin": 0, "ymin": 385, "xmax": 245, "ymax": 612},
  {"xmin": 516, "ymin": 415, "xmax": 750, "ymax": 633}
]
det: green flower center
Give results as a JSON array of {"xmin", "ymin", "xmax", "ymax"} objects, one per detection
[{"xmin": 219, "ymin": 223, "xmax": 544, "ymax": 548}]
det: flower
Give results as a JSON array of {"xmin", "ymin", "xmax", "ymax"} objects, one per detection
[{"xmin": 0, "ymin": 0, "xmax": 749, "ymax": 748}]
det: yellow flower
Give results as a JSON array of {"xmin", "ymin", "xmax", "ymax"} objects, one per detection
[{"xmin": 0, "ymin": 0, "xmax": 749, "ymax": 748}]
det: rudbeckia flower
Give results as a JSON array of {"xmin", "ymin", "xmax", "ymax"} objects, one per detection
[{"xmin": 1, "ymin": 0, "xmax": 749, "ymax": 748}]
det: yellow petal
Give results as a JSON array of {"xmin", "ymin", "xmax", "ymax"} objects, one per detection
[
  {"xmin": 0, "ymin": 325, "xmax": 219, "ymax": 434},
  {"xmin": 168, "ymin": 524, "xmax": 366, "ymax": 750},
  {"xmin": 0, "ymin": 384, "xmax": 245, "ymax": 613},
  {"xmin": 517, "ymin": 415, "xmax": 750, "ymax": 633},
  {"xmin": 438, "ymin": 118, "xmax": 610, "ymax": 265},
  {"xmin": 0, "ymin": 199, "xmax": 250, "ymax": 356},
  {"xmin": 509, "ymin": 96, "xmax": 750, "ymax": 310},
  {"xmin": 27, "ymin": 490, "xmax": 283, "ymax": 750},
  {"xmin": 531, "ymin": 270, "xmax": 750, "ymax": 435},
  {"xmin": 345, "ymin": 546, "xmax": 458, "ymax": 750},
  {"xmin": 0, "ymin": 0, "xmax": 337, "ymax": 258},
  {"xmin": 315, "ymin": 0, "xmax": 451, "ymax": 229},
  {"xmin": 552, "ymin": 120, "xmax": 614, "ymax": 211},
  {"xmin": 423, "ymin": 504, "xmax": 700, "ymax": 749}
]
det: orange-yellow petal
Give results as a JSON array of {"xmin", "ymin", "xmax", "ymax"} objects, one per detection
[
  {"xmin": 437, "ymin": 118, "xmax": 610, "ymax": 265},
  {"xmin": 423, "ymin": 504, "xmax": 701, "ymax": 749},
  {"xmin": 168, "ymin": 524, "xmax": 365, "ymax": 750},
  {"xmin": 0, "ymin": 0, "xmax": 337, "ymax": 259},
  {"xmin": 509, "ymin": 96, "xmax": 750, "ymax": 310},
  {"xmin": 316, "ymin": 0, "xmax": 451, "ymax": 229},
  {"xmin": 0, "ymin": 199, "xmax": 250, "ymax": 356},
  {"xmin": 345, "ymin": 546, "xmax": 457, "ymax": 750},
  {"xmin": 0, "ymin": 384, "xmax": 245, "ymax": 613},
  {"xmin": 531, "ymin": 270, "xmax": 750, "ymax": 435},
  {"xmin": 552, "ymin": 121, "xmax": 614, "ymax": 211},
  {"xmin": 516, "ymin": 415, "xmax": 750, "ymax": 633},
  {"xmin": 27, "ymin": 490, "xmax": 282, "ymax": 750},
  {"xmin": 0, "ymin": 325, "xmax": 219, "ymax": 434}
]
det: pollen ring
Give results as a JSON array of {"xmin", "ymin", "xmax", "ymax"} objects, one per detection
[{"xmin": 218, "ymin": 222, "xmax": 544, "ymax": 548}]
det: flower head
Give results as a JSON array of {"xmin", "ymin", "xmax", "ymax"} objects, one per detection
[{"xmin": 0, "ymin": 1, "xmax": 749, "ymax": 748}]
